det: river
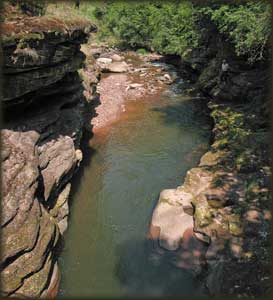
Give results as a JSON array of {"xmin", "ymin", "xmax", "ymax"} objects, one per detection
[{"xmin": 58, "ymin": 60, "xmax": 211, "ymax": 298}]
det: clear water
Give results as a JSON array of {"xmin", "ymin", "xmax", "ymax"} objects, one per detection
[{"xmin": 58, "ymin": 81, "xmax": 211, "ymax": 298}]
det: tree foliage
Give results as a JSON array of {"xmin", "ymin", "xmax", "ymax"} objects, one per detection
[
  {"xmin": 95, "ymin": 0, "xmax": 271, "ymax": 63},
  {"xmin": 98, "ymin": 2, "xmax": 200, "ymax": 56},
  {"xmin": 199, "ymin": 1, "xmax": 271, "ymax": 62}
]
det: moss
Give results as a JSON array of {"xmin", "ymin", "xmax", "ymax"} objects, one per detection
[
  {"xmin": 229, "ymin": 221, "xmax": 243, "ymax": 237},
  {"xmin": 197, "ymin": 57, "xmax": 219, "ymax": 90},
  {"xmin": 1, "ymin": 15, "xmax": 94, "ymax": 47},
  {"xmin": 2, "ymin": 32, "xmax": 45, "ymax": 45},
  {"xmin": 194, "ymin": 204, "xmax": 213, "ymax": 227},
  {"xmin": 207, "ymin": 198, "xmax": 226, "ymax": 208}
]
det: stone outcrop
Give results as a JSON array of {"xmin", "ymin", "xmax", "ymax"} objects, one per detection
[{"xmin": 1, "ymin": 15, "xmax": 99, "ymax": 298}]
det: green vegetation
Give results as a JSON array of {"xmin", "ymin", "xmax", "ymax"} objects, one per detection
[
  {"xmin": 136, "ymin": 48, "xmax": 149, "ymax": 55},
  {"xmin": 92, "ymin": 1, "xmax": 270, "ymax": 63},
  {"xmin": 95, "ymin": 2, "xmax": 200, "ymax": 55},
  {"xmin": 45, "ymin": 1, "xmax": 100, "ymax": 22},
  {"xmin": 200, "ymin": 1, "xmax": 271, "ymax": 62},
  {"xmin": 5, "ymin": 1, "xmax": 271, "ymax": 63},
  {"xmin": 211, "ymin": 102, "xmax": 269, "ymax": 175}
]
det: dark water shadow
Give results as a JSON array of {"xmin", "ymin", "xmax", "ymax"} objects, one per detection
[
  {"xmin": 152, "ymin": 97, "xmax": 212, "ymax": 133},
  {"xmin": 67, "ymin": 130, "xmax": 96, "ymax": 209},
  {"xmin": 113, "ymin": 237, "xmax": 210, "ymax": 299}
]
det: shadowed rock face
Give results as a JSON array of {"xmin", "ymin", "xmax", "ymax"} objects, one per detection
[{"xmin": 1, "ymin": 19, "xmax": 98, "ymax": 298}]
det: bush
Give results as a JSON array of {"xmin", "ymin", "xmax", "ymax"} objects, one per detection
[
  {"xmin": 91, "ymin": 0, "xmax": 271, "ymax": 63},
  {"xmin": 98, "ymin": 1, "xmax": 200, "ymax": 55},
  {"xmin": 200, "ymin": 1, "xmax": 271, "ymax": 63},
  {"xmin": 136, "ymin": 48, "xmax": 149, "ymax": 55}
]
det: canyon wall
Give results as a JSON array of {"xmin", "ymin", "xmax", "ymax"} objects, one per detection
[{"xmin": 1, "ymin": 16, "xmax": 99, "ymax": 298}]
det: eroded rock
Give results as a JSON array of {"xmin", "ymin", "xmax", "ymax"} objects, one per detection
[{"xmin": 1, "ymin": 15, "xmax": 98, "ymax": 298}]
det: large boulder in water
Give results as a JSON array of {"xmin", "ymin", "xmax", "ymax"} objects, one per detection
[{"xmin": 149, "ymin": 189, "xmax": 194, "ymax": 251}]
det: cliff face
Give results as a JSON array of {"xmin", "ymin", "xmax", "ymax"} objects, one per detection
[
  {"xmin": 1, "ymin": 16, "xmax": 98, "ymax": 298},
  {"xmin": 151, "ymin": 23, "xmax": 271, "ymax": 297}
]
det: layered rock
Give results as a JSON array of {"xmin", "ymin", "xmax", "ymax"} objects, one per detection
[{"xmin": 1, "ymin": 15, "xmax": 98, "ymax": 298}]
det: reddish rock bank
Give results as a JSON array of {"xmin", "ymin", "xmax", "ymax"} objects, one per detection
[{"xmin": 1, "ymin": 13, "xmax": 97, "ymax": 298}]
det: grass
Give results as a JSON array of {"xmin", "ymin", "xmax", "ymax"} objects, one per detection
[
  {"xmin": 45, "ymin": 1, "xmax": 111, "ymax": 45},
  {"xmin": 45, "ymin": 1, "xmax": 101, "ymax": 24},
  {"xmin": 1, "ymin": 1, "xmax": 97, "ymax": 44}
]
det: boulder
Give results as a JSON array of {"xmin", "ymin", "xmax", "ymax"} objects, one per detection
[
  {"xmin": 150, "ymin": 189, "xmax": 194, "ymax": 251},
  {"xmin": 97, "ymin": 57, "xmax": 112, "ymax": 64},
  {"xmin": 101, "ymin": 61, "xmax": 129, "ymax": 73},
  {"xmin": 128, "ymin": 83, "xmax": 143, "ymax": 89},
  {"xmin": 111, "ymin": 53, "xmax": 123, "ymax": 61},
  {"xmin": 152, "ymin": 203, "xmax": 193, "ymax": 251},
  {"xmin": 40, "ymin": 262, "xmax": 61, "ymax": 298}
]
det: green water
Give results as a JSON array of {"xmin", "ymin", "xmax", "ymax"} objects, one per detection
[{"xmin": 58, "ymin": 84, "xmax": 211, "ymax": 298}]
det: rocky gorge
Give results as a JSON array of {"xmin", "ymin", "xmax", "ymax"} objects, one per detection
[
  {"xmin": 0, "ymin": 13, "xmax": 184, "ymax": 298},
  {"xmin": 1, "ymin": 3, "xmax": 272, "ymax": 299}
]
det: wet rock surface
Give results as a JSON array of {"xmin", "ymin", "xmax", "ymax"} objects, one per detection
[{"xmin": 1, "ymin": 17, "xmax": 98, "ymax": 298}]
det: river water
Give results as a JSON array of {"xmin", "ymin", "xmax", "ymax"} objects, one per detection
[{"xmin": 58, "ymin": 67, "xmax": 211, "ymax": 298}]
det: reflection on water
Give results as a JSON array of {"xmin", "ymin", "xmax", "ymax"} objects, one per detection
[{"xmin": 58, "ymin": 82, "xmax": 211, "ymax": 298}]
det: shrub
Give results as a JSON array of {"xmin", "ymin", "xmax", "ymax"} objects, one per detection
[
  {"xmin": 199, "ymin": 1, "xmax": 271, "ymax": 63},
  {"xmin": 136, "ymin": 48, "xmax": 149, "ymax": 55},
  {"xmin": 99, "ymin": 1, "xmax": 200, "ymax": 55},
  {"xmin": 95, "ymin": 0, "xmax": 270, "ymax": 63}
]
